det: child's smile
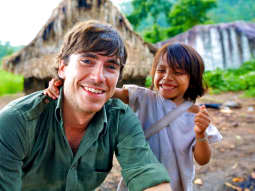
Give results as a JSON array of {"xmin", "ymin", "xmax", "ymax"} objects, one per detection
[{"xmin": 154, "ymin": 53, "xmax": 190, "ymax": 105}]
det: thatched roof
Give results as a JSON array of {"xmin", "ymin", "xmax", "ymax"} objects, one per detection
[{"xmin": 3, "ymin": 0, "xmax": 156, "ymax": 81}]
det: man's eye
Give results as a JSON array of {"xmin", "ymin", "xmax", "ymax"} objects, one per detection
[
  {"xmin": 80, "ymin": 59, "xmax": 91, "ymax": 65},
  {"xmin": 106, "ymin": 64, "xmax": 119, "ymax": 70},
  {"xmin": 108, "ymin": 65, "xmax": 116, "ymax": 69}
]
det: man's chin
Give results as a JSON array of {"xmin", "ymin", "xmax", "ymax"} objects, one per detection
[{"xmin": 78, "ymin": 102, "xmax": 104, "ymax": 114}]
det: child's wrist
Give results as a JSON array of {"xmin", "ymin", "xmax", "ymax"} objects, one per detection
[
  {"xmin": 195, "ymin": 131, "xmax": 206, "ymax": 138},
  {"xmin": 195, "ymin": 132, "xmax": 208, "ymax": 142}
]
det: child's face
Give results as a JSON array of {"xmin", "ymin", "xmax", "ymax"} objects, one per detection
[{"xmin": 154, "ymin": 53, "xmax": 190, "ymax": 104}]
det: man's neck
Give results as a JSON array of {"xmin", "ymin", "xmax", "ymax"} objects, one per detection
[
  {"xmin": 62, "ymin": 99, "xmax": 95, "ymax": 132},
  {"xmin": 62, "ymin": 98, "xmax": 96, "ymax": 154}
]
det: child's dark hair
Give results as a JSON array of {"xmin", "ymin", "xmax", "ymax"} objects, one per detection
[{"xmin": 150, "ymin": 43, "xmax": 207, "ymax": 101}]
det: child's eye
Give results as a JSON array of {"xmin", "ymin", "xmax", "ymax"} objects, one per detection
[
  {"xmin": 174, "ymin": 71, "xmax": 185, "ymax": 75},
  {"xmin": 156, "ymin": 69, "xmax": 165, "ymax": 73}
]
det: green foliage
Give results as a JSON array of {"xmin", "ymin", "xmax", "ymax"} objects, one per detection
[
  {"xmin": 142, "ymin": 24, "xmax": 168, "ymax": 43},
  {"xmin": 0, "ymin": 41, "xmax": 24, "ymax": 96},
  {"xmin": 0, "ymin": 67, "xmax": 24, "ymax": 96},
  {"xmin": 167, "ymin": 0, "xmax": 217, "ymax": 37},
  {"xmin": 0, "ymin": 41, "xmax": 16, "ymax": 61},
  {"xmin": 204, "ymin": 60, "xmax": 255, "ymax": 97},
  {"xmin": 208, "ymin": 0, "xmax": 255, "ymax": 23},
  {"xmin": 243, "ymin": 88, "xmax": 255, "ymax": 97},
  {"xmin": 126, "ymin": 0, "xmax": 173, "ymax": 30},
  {"xmin": 122, "ymin": 0, "xmax": 217, "ymax": 42},
  {"xmin": 145, "ymin": 76, "xmax": 152, "ymax": 87},
  {"xmin": 120, "ymin": 0, "xmax": 255, "ymax": 43}
]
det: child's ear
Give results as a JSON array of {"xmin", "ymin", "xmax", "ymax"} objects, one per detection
[{"xmin": 58, "ymin": 60, "xmax": 66, "ymax": 79}]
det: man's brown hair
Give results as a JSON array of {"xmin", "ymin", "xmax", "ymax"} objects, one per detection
[
  {"xmin": 150, "ymin": 43, "xmax": 207, "ymax": 101},
  {"xmin": 57, "ymin": 20, "xmax": 127, "ymax": 78}
]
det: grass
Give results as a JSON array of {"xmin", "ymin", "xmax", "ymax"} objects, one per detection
[
  {"xmin": 0, "ymin": 68, "xmax": 24, "ymax": 97},
  {"xmin": 204, "ymin": 60, "xmax": 255, "ymax": 97}
]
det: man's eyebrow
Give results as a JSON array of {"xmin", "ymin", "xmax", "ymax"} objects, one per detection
[
  {"xmin": 79, "ymin": 52, "xmax": 120, "ymax": 65},
  {"xmin": 80, "ymin": 53, "xmax": 97, "ymax": 58}
]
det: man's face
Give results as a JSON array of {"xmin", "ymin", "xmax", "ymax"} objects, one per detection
[{"xmin": 58, "ymin": 52, "xmax": 120, "ymax": 115}]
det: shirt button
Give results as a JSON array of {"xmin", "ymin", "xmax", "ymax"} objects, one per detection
[{"xmin": 72, "ymin": 164, "xmax": 78, "ymax": 169}]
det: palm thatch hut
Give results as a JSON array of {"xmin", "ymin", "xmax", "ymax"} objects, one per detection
[{"xmin": 2, "ymin": 0, "xmax": 157, "ymax": 93}]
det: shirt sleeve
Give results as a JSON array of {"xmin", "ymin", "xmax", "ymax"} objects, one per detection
[
  {"xmin": 115, "ymin": 106, "xmax": 170, "ymax": 191},
  {"xmin": 206, "ymin": 124, "xmax": 223, "ymax": 144},
  {"xmin": 0, "ymin": 107, "xmax": 27, "ymax": 190},
  {"xmin": 123, "ymin": 84, "xmax": 151, "ymax": 114},
  {"xmin": 123, "ymin": 84, "xmax": 139, "ymax": 108}
]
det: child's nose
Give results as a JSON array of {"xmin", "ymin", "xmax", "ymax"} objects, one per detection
[{"xmin": 164, "ymin": 71, "xmax": 174, "ymax": 81}]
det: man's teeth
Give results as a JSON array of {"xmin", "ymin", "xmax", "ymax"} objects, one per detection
[{"xmin": 84, "ymin": 87, "xmax": 103, "ymax": 94}]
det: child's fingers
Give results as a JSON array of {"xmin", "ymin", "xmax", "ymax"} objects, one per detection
[
  {"xmin": 48, "ymin": 89, "xmax": 58, "ymax": 99},
  {"xmin": 49, "ymin": 88, "xmax": 59, "ymax": 99},
  {"xmin": 195, "ymin": 117, "xmax": 210, "ymax": 128},
  {"xmin": 195, "ymin": 113, "xmax": 211, "ymax": 129},
  {"xmin": 194, "ymin": 125, "xmax": 204, "ymax": 134},
  {"xmin": 54, "ymin": 79, "xmax": 63, "ymax": 86},
  {"xmin": 199, "ymin": 105, "xmax": 209, "ymax": 114},
  {"xmin": 49, "ymin": 80, "xmax": 60, "ymax": 96},
  {"xmin": 49, "ymin": 79, "xmax": 62, "ymax": 88},
  {"xmin": 195, "ymin": 111, "xmax": 211, "ymax": 122},
  {"xmin": 44, "ymin": 89, "xmax": 57, "ymax": 100},
  {"xmin": 51, "ymin": 86, "xmax": 60, "ymax": 97},
  {"xmin": 43, "ymin": 89, "xmax": 49, "ymax": 96},
  {"xmin": 196, "ymin": 112, "xmax": 210, "ymax": 121},
  {"xmin": 188, "ymin": 104, "xmax": 200, "ymax": 113}
]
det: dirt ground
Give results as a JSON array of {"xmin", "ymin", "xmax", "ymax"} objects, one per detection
[{"xmin": 0, "ymin": 92, "xmax": 254, "ymax": 191}]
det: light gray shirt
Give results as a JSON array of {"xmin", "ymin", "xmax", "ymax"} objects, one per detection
[{"xmin": 125, "ymin": 85, "xmax": 222, "ymax": 191}]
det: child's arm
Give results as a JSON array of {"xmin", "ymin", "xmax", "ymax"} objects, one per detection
[
  {"xmin": 113, "ymin": 88, "xmax": 129, "ymax": 104},
  {"xmin": 44, "ymin": 79, "xmax": 130, "ymax": 104},
  {"xmin": 193, "ymin": 105, "xmax": 212, "ymax": 165},
  {"xmin": 43, "ymin": 79, "xmax": 62, "ymax": 99}
]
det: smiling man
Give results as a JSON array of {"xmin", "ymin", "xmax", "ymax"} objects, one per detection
[{"xmin": 0, "ymin": 20, "xmax": 171, "ymax": 191}]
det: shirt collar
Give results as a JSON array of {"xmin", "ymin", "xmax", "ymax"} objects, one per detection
[
  {"xmin": 87, "ymin": 105, "xmax": 108, "ymax": 138},
  {"xmin": 55, "ymin": 87, "xmax": 64, "ymax": 124}
]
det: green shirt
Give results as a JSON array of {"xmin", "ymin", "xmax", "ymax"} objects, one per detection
[{"xmin": 0, "ymin": 91, "xmax": 170, "ymax": 191}]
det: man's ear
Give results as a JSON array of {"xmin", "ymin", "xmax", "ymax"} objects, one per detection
[{"xmin": 58, "ymin": 60, "xmax": 66, "ymax": 79}]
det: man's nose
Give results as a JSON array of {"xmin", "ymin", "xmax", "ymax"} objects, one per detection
[{"xmin": 91, "ymin": 64, "xmax": 105, "ymax": 83}]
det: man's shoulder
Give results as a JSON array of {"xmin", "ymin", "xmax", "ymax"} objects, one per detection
[
  {"xmin": 104, "ymin": 98, "xmax": 139, "ymax": 125},
  {"xmin": 0, "ymin": 91, "xmax": 52, "ymax": 121}
]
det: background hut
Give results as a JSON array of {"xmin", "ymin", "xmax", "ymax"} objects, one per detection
[
  {"xmin": 156, "ymin": 21, "xmax": 255, "ymax": 71},
  {"xmin": 2, "ymin": 0, "xmax": 157, "ymax": 94}
]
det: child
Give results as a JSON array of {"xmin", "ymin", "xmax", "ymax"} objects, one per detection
[{"xmin": 44, "ymin": 43, "xmax": 222, "ymax": 191}]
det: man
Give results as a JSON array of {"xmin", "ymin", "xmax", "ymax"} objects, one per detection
[{"xmin": 0, "ymin": 20, "xmax": 171, "ymax": 190}]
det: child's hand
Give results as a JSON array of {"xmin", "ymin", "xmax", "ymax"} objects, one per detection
[
  {"xmin": 43, "ymin": 79, "xmax": 62, "ymax": 99},
  {"xmin": 194, "ymin": 105, "xmax": 211, "ymax": 136}
]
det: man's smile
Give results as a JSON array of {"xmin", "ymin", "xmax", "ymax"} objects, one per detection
[{"xmin": 81, "ymin": 85, "xmax": 106, "ymax": 94}]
